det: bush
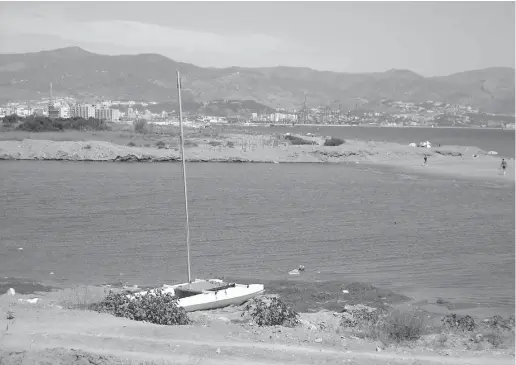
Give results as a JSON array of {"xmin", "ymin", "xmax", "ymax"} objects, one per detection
[
  {"xmin": 242, "ymin": 296, "xmax": 299, "ymax": 327},
  {"xmin": 324, "ymin": 137, "xmax": 345, "ymax": 147},
  {"xmin": 17, "ymin": 116, "xmax": 109, "ymax": 132},
  {"xmin": 133, "ymin": 119, "xmax": 149, "ymax": 134},
  {"xmin": 340, "ymin": 304, "xmax": 381, "ymax": 328},
  {"xmin": 442, "ymin": 314, "xmax": 477, "ymax": 332},
  {"xmin": 208, "ymin": 141, "xmax": 222, "ymax": 147},
  {"xmin": 127, "ymin": 141, "xmax": 136, "ymax": 147},
  {"xmin": 380, "ymin": 310, "xmax": 427, "ymax": 343},
  {"xmin": 484, "ymin": 315, "xmax": 515, "ymax": 330},
  {"xmin": 2, "ymin": 114, "xmax": 22, "ymax": 126},
  {"xmin": 227, "ymin": 141, "xmax": 235, "ymax": 148},
  {"xmin": 89, "ymin": 289, "xmax": 190, "ymax": 326},
  {"xmin": 155, "ymin": 140, "xmax": 166, "ymax": 149},
  {"xmin": 284, "ymin": 135, "xmax": 316, "ymax": 145}
]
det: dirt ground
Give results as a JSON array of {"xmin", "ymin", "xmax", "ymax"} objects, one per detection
[
  {"xmin": 0, "ymin": 127, "xmax": 513, "ymax": 183},
  {"xmin": 0, "ymin": 288, "xmax": 514, "ymax": 365}
]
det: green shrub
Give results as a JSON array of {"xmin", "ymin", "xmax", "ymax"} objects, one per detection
[
  {"xmin": 340, "ymin": 305, "xmax": 381, "ymax": 328},
  {"xmin": 284, "ymin": 135, "xmax": 316, "ymax": 145},
  {"xmin": 2, "ymin": 114, "xmax": 22, "ymax": 125},
  {"xmin": 127, "ymin": 141, "xmax": 136, "ymax": 147},
  {"xmin": 324, "ymin": 137, "xmax": 345, "ymax": 147},
  {"xmin": 17, "ymin": 116, "xmax": 109, "ymax": 132},
  {"xmin": 133, "ymin": 119, "xmax": 149, "ymax": 134},
  {"xmin": 184, "ymin": 140, "xmax": 198, "ymax": 147},
  {"xmin": 442, "ymin": 314, "xmax": 477, "ymax": 332},
  {"xmin": 227, "ymin": 141, "xmax": 235, "ymax": 148},
  {"xmin": 155, "ymin": 140, "xmax": 166, "ymax": 149},
  {"xmin": 89, "ymin": 289, "xmax": 190, "ymax": 326},
  {"xmin": 380, "ymin": 310, "xmax": 427, "ymax": 343},
  {"xmin": 208, "ymin": 141, "xmax": 222, "ymax": 147},
  {"xmin": 242, "ymin": 296, "xmax": 299, "ymax": 327}
]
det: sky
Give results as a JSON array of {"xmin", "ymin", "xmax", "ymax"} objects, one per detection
[{"xmin": 0, "ymin": 1, "xmax": 514, "ymax": 76}]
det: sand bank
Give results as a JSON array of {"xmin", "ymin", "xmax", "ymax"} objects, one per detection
[
  {"xmin": 0, "ymin": 133, "xmax": 513, "ymax": 182},
  {"xmin": 0, "ymin": 285, "xmax": 514, "ymax": 365}
]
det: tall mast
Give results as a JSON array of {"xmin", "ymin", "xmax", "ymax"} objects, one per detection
[{"xmin": 176, "ymin": 71, "xmax": 192, "ymax": 283}]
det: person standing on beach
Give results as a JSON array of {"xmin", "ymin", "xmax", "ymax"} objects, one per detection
[
  {"xmin": 423, "ymin": 155, "xmax": 428, "ymax": 166},
  {"xmin": 500, "ymin": 158, "xmax": 507, "ymax": 176}
]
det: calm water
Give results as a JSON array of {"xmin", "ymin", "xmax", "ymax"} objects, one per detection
[
  {"xmin": 229, "ymin": 126, "xmax": 515, "ymax": 158},
  {"xmin": 0, "ymin": 161, "xmax": 514, "ymax": 316}
]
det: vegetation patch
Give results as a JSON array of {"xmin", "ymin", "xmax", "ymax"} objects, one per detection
[
  {"xmin": 8, "ymin": 115, "xmax": 109, "ymax": 132},
  {"xmin": 284, "ymin": 135, "xmax": 316, "ymax": 146},
  {"xmin": 127, "ymin": 141, "xmax": 137, "ymax": 147},
  {"xmin": 155, "ymin": 140, "xmax": 167, "ymax": 149},
  {"xmin": 133, "ymin": 119, "xmax": 149, "ymax": 134},
  {"xmin": 434, "ymin": 150, "xmax": 462, "ymax": 157},
  {"xmin": 324, "ymin": 137, "xmax": 345, "ymax": 147},
  {"xmin": 442, "ymin": 313, "xmax": 477, "ymax": 332},
  {"xmin": 89, "ymin": 289, "xmax": 190, "ymax": 326},
  {"xmin": 208, "ymin": 140, "xmax": 222, "ymax": 147},
  {"xmin": 242, "ymin": 295, "xmax": 300, "ymax": 327},
  {"xmin": 338, "ymin": 307, "xmax": 427, "ymax": 344}
]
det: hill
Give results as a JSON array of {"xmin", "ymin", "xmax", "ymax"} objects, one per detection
[{"xmin": 0, "ymin": 47, "xmax": 514, "ymax": 114}]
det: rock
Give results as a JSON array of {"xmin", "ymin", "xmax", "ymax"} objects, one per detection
[
  {"xmin": 314, "ymin": 338, "xmax": 323, "ymax": 343},
  {"xmin": 6, "ymin": 288, "xmax": 15, "ymax": 296}
]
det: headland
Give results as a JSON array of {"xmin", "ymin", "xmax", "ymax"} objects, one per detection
[{"xmin": 0, "ymin": 123, "xmax": 513, "ymax": 183}]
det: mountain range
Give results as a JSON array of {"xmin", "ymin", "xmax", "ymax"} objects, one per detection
[{"xmin": 0, "ymin": 47, "xmax": 514, "ymax": 114}]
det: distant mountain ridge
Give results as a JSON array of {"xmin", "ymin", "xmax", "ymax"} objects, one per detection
[{"xmin": 0, "ymin": 47, "xmax": 514, "ymax": 114}]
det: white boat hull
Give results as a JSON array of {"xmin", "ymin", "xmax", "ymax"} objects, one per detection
[
  {"xmin": 178, "ymin": 283, "xmax": 264, "ymax": 312},
  {"xmin": 131, "ymin": 279, "xmax": 264, "ymax": 312}
]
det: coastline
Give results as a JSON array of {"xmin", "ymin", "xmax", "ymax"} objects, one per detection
[
  {"xmin": 0, "ymin": 131, "xmax": 513, "ymax": 183},
  {"xmin": 1, "ymin": 278, "xmax": 514, "ymax": 365}
]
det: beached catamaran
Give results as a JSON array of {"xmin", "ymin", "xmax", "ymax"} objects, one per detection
[{"xmin": 135, "ymin": 71, "xmax": 264, "ymax": 312}]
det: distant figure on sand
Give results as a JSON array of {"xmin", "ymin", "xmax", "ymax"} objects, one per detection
[
  {"xmin": 500, "ymin": 158, "xmax": 507, "ymax": 176},
  {"xmin": 423, "ymin": 155, "xmax": 428, "ymax": 166}
]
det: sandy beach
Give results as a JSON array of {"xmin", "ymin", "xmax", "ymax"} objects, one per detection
[
  {"xmin": 0, "ymin": 129, "xmax": 513, "ymax": 182},
  {"xmin": 0, "ymin": 283, "xmax": 514, "ymax": 365}
]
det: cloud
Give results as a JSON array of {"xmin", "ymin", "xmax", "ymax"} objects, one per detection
[{"xmin": 0, "ymin": 9, "xmax": 291, "ymax": 67}]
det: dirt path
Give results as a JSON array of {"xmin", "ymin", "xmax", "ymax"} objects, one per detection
[{"xmin": 0, "ymin": 297, "xmax": 514, "ymax": 365}]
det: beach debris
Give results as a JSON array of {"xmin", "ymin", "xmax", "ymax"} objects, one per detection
[
  {"xmin": 306, "ymin": 133, "xmax": 314, "ymax": 137},
  {"xmin": 215, "ymin": 348, "xmax": 221, "ymax": 354},
  {"xmin": 49, "ymin": 272, "xmax": 54, "ymax": 275},
  {"xmin": 298, "ymin": 265, "xmax": 305, "ymax": 272},
  {"xmin": 18, "ymin": 298, "xmax": 39, "ymax": 304},
  {"xmin": 376, "ymin": 346, "xmax": 382, "ymax": 352},
  {"xmin": 409, "ymin": 143, "xmax": 417, "ymax": 147},
  {"xmin": 288, "ymin": 269, "xmax": 300, "ymax": 275},
  {"xmin": 418, "ymin": 141, "xmax": 432, "ymax": 148},
  {"xmin": 18, "ymin": 247, "xmax": 23, "ymax": 251},
  {"xmin": 342, "ymin": 290, "xmax": 349, "ymax": 294},
  {"xmin": 487, "ymin": 151, "xmax": 498, "ymax": 155},
  {"xmin": 314, "ymin": 337, "xmax": 323, "ymax": 343},
  {"xmin": 6, "ymin": 288, "xmax": 15, "ymax": 296}
]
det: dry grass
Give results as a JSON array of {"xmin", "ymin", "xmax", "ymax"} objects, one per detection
[{"xmin": 58, "ymin": 285, "xmax": 112, "ymax": 310}]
